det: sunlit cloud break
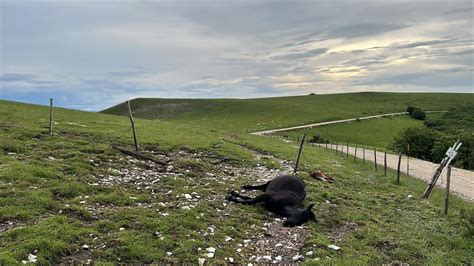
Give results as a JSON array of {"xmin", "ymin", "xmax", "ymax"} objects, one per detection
[{"xmin": 1, "ymin": 1, "xmax": 472, "ymax": 110}]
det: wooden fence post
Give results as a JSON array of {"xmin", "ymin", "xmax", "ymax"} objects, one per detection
[
  {"xmin": 127, "ymin": 100, "xmax": 139, "ymax": 151},
  {"xmin": 374, "ymin": 148, "xmax": 377, "ymax": 171},
  {"xmin": 397, "ymin": 153, "xmax": 402, "ymax": 185},
  {"xmin": 444, "ymin": 166, "xmax": 452, "ymax": 215},
  {"xmin": 407, "ymin": 144, "xmax": 410, "ymax": 175},
  {"xmin": 354, "ymin": 145, "xmax": 358, "ymax": 161},
  {"xmin": 346, "ymin": 143, "xmax": 349, "ymax": 158},
  {"xmin": 294, "ymin": 133, "xmax": 306, "ymax": 174},
  {"xmin": 325, "ymin": 143, "xmax": 328, "ymax": 150},
  {"xmin": 384, "ymin": 151, "xmax": 387, "ymax": 176},
  {"xmin": 363, "ymin": 148, "xmax": 366, "ymax": 165},
  {"xmin": 336, "ymin": 142, "xmax": 338, "ymax": 154},
  {"xmin": 49, "ymin": 98, "xmax": 53, "ymax": 136}
]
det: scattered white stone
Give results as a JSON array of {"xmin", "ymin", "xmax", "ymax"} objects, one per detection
[
  {"xmin": 229, "ymin": 257, "xmax": 234, "ymax": 263},
  {"xmin": 184, "ymin": 194, "xmax": 192, "ymax": 200},
  {"xmin": 275, "ymin": 243, "xmax": 283, "ymax": 247},
  {"xmin": 237, "ymin": 248, "xmax": 242, "ymax": 252},
  {"xmin": 27, "ymin": 254, "xmax": 37, "ymax": 263},
  {"xmin": 243, "ymin": 239, "xmax": 251, "ymax": 244},
  {"xmin": 306, "ymin": 251, "xmax": 313, "ymax": 256},
  {"xmin": 275, "ymin": 255, "xmax": 282, "ymax": 261},
  {"xmin": 79, "ymin": 201, "xmax": 86, "ymax": 204},
  {"xmin": 325, "ymin": 200, "xmax": 331, "ymax": 204},
  {"xmin": 206, "ymin": 253, "xmax": 214, "ymax": 258},
  {"xmin": 198, "ymin": 258, "xmax": 206, "ymax": 266},
  {"xmin": 119, "ymin": 227, "xmax": 125, "ymax": 231},
  {"xmin": 328, "ymin": 244, "xmax": 340, "ymax": 251},
  {"xmin": 206, "ymin": 247, "xmax": 216, "ymax": 253},
  {"xmin": 82, "ymin": 244, "xmax": 90, "ymax": 250},
  {"xmin": 181, "ymin": 206, "xmax": 191, "ymax": 210},
  {"xmin": 262, "ymin": 255, "xmax": 272, "ymax": 261},
  {"xmin": 166, "ymin": 252, "xmax": 172, "ymax": 256},
  {"xmin": 292, "ymin": 254, "xmax": 303, "ymax": 261},
  {"xmin": 407, "ymin": 194, "xmax": 413, "ymax": 198},
  {"xmin": 225, "ymin": 236, "xmax": 232, "ymax": 241}
]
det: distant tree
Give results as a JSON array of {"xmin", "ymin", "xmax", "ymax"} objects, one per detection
[
  {"xmin": 406, "ymin": 106, "xmax": 416, "ymax": 115},
  {"xmin": 411, "ymin": 109, "xmax": 426, "ymax": 120},
  {"xmin": 389, "ymin": 127, "xmax": 438, "ymax": 160}
]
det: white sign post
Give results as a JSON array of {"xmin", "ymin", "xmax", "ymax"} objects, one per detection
[{"xmin": 422, "ymin": 141, "xmax": 462, "ymax": 199}]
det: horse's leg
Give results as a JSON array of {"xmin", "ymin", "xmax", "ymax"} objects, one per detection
[
  {"xmin": 229, "ymin": 190, "xmax": 252, "ymax": 200},
  {"xmin": 226, "ymin": 193, "xmax": 269, "ymax": 205},
  {"xmin": 241, "ymin": 181, "xmax": 270, "ymax": 191}
]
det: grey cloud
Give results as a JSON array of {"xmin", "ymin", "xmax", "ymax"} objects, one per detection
[
  {"xmin": 328, "ymin": 23, "xmax": 408, "ymax": 39},
  {"xmin": 0, "ymin": 73, "xmax": 54, "ymax": 85},
  {"xmin": 272, "ymin": 48, "xmax": 328, "ymax": 60}
]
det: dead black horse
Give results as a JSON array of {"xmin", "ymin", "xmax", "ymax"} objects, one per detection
[{"xmin": 226, "ymin": 175, "xmax": 316, "ymax": 227}]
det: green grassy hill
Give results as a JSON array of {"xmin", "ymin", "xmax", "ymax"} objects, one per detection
[
  {"xmin": 276, "ymin": 115, "xmax": 427, "ymax": 151},
  {"xmin": 1, "ymin": 99, "xmax": 473, "ymax": 264},
  {"xmin": 101, "ymin": 92, "xmax": 474, "ymax": 132}
]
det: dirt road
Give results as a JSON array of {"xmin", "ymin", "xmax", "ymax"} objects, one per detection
[
  {"xmin": 251, "ymin": 111, "xmax": 447, "ymax": 136},
  {"xmin": 319, "ymin": 143, "xmax": 474, "ymax": 201}
]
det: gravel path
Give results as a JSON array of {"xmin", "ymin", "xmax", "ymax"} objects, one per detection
[
  {"xmin": 251, "ymin": 111, "xmax": 447, "ymax": 136},
  {"xmin": 319, "ymin": 143, "xmax": 474, "ymax": 201}
]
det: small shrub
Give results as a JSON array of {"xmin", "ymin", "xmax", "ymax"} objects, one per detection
[{"xmin": 411, "ymin": 109, "xmax": 426, "ymax": 120}]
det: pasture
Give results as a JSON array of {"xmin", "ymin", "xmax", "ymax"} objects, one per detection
[
  {"xmin": 101, "ymin": 92, "xmax": 474, "ymax": 132},
  {"xmin": 1, "ymin": 97, "xmax": 473, "ymax": 264},
  {"xmin": 275, "ymin": 115, "xmax": 425, "ymax": 151}
]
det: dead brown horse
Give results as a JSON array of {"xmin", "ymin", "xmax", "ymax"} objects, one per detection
[{"xmin": 226, "ymin": 175, "xmax": 316, "ymax": 227}]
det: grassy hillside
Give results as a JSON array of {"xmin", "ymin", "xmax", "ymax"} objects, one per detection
[
  {"xmin": 275, "ymin": 115, "xmax": 426, "ymax": 151},
  {"xmin": 1, "ymin": 100, "xmax": 473, "ymax": 264},
  {"xmin": 101, "ymin": 92, "xmax": 474, "ymax": 132}
]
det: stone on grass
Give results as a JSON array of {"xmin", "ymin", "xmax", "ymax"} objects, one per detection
[
  {"xmin": 328, "ymin": 244, "xmax": 340, "ymax": 250},
  {"xmin": 198, "ymin": 258, "xmax": 206, "ymax": 266}
]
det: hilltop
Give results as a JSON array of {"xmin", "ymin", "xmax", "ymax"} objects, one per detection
[{"xmin": 101, "ymin": 92, "xmax": 474, "ymax": 132}]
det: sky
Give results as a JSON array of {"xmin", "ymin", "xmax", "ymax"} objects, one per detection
[{"xmin": 1, "ymin": 0, "xmax": 473, "ymax": 111}]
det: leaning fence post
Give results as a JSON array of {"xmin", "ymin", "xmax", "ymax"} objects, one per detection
[
  {"xmin": 444, "ymin": 166, "xmax": 452, "ymax": 215},
  {"xmin": 384, "ymin": 151, "xmax": 387, "ymax": 176},
  {"xmin": 294, "ymin": 133, "xmax": 306, "ymax": 174},
  {"xmin": 346, "ymin": 143, "xmax": 349, "ymax": 158},
  {"xmin": 374, "ymin": 148, "xmax": 377, "ymax": 171},
  {"xmin": 127, "ymin": 100, "xmax": 139, "ymax": 151},
  {"xmin": 397, "ymin": 153, "xmax": 402, "ymax": 185},
  {"xmin": 49, "ymin": 98, "xmax": 53, "ymax": 136}
]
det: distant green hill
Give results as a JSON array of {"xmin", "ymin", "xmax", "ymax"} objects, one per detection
[{"xmin": 101, "ymin": 92, "xmax": 474, "ymax": 132}]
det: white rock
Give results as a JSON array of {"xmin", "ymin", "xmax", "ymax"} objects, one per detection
[
  {"xmin": 262, "ymin": 255, "xmax": 272, "ymax": 261},
  {"xmin": 27, "ymin": 254, "xmax": 37, "ymax": 263},
  {"xmin": 407, "ymin": 194, "xmax": 413, "ymax": 198},
  {"xmin": 82, "ymin": 244, "xmax": 90, "ymax": 250},
  {"xmin": 293, "ymin": 254, "xmax": 304, "ymax": 261},
  {"xmin": 166, "ymin": 252, "xmax": 172, "ymax": 256},
  {"xmin": 206, "ymin": 247, "xmax": 216, "ymax": 253},
  {"xmin": 237, "ymin": 248, "xmax": 242, "ymax": 252},
  {"xmin": 229, "ymin": 257, "xmax": 234, "ymax": 263},
  {"xmin": 275, "ymin": 255, "xmax": 282, "ymax": 261},
  {"xmin": 206, "ymin": 253, "xmax": 214, "ymax": 258},
  {"xmin": 306, "ymin": 251, "xmax": 313, "ymax": 256},
  {"xmin": 198, "ymin": 258, "xmax": 206, "ymax": 266},
  {"xmin": 119, "ymin": 227, "xmax": 125, "ymax": 231},
  {"xmin": 181, "ymin": 206, "xmax": 191, "ymax": 210},
  {"xmin": 328, "ymin": 244, "xmax": 340, "ymax": 250},
  {"xmin": 243, "ymin": 239, "xmax": 251, "ymax": 244},
  {"xmin": 225, "ymin": 236, "xmax": 232, "ymax": 241},
  {"xmin": 184, "ymin": 194, "xmax": 192, "ymax": 199},
  {"xmin": 275, "ymin": 243, "xmax": 283, "ymax": 247}
]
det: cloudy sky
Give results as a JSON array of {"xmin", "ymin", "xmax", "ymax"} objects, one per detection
[{"xmin": 1, "ymin": 0, "xmax": 473, "ymax": 110}]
